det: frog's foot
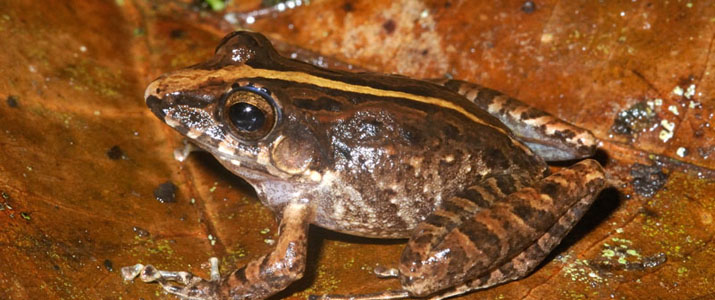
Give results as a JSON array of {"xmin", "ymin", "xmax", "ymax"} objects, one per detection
[
  {"xmin": 399, "ymin": 159, "xmax": 607, "ymax": 297},
  {"xmin": 123, "ymin": 203, "xmax": 312, "ymax": 300},
  {"xmin": 174, "ymin": 139, "xmax": 203, "ymax": 162},
  {"xmin": 373, "ymin": 265, "xmax": 400, "ymax": 278},
  {"xmin": 310, "ymin": 290, "xmax": 410, "ymax": 300},
  {"xmin": 121, "ymin": 257, "xmax": 220, "ymax": 300}
]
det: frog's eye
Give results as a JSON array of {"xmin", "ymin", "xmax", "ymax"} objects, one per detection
[
  {"xmin": 229, "ymin": 102, "xmax": 265, "ymax": 131},
  {"xmin": 223, "ymin": 86, "xmax": 277, "ymax": 140}
]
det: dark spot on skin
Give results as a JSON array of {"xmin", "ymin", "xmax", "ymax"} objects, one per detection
[
  {"xmin": 522, "ymin": 242, "xmax": 550, "ymax": 265},
  {"xmin": 474, "ymin": 87, "xmax": 502, "ymax": 108},
  {"xmin": 630, "ymin": 163, "xmax": 668, "ymax": 198},
  {"xmin": 459, "ymin": 221, "xmax": 501, "ymax": 262},
  {"xmin": 142, "ymin": 265, "xmax": 158, "ymax": 277},
  {"xmin": 106, "ymin": 145, "xmax": 125, "ymax": 160},
  {"xmin": 133, "ymin": 226, "xmax": 150, "ymax": 237},
  {"xmin": 458, "ymin": 189, "xmax": 492, "ymax": 209},
  {"xmin": 154, "ymin": 181, "xmax": 177, "ymax": 203},
  {"xmin": 475, "ymin": 270, "xmax": 492, "ymax": 284},
  {"xmin": 444, "ymin": 2, "xmax": 451, "ymax": 8},
  {"xmin": 170, "ymin": 29, "xmax": 186, "ymax": 39},
  {"xmin": 540, "ymin": 181, "xmax": 561, "ymax": 200},
  {"xmin": 521, "ymin": 1, "xmax": 536, "ymax": 13},
  {"xmin": 382, "ymin": 19, "xmax": 396, "ymax": 34},
  {"xmin": 400, "ymin": 248, "xmax": 424, "ymax": 271},
  {"xmin": 6, "ymin": 95, "xmax": 18, "ymax": 108},
  {"xmin": 519, "ymin": 107, "xmax": 547, "ymax": 120},
  {"xmin": 53, "ymin": 265, "xmax": 60, "ymax": 271},
  {"xmin": 442, "ymin": 123, "xmax": 459, "ymax": 139},
  {"xmin": 342, "ymin": 2, "xmax": 354, "ymax": 12},
  {"xmin": 104, "ymin": 259, "xmax": 113, "ymax": 272},
  {"xmin": 441, "ymin": 198, "xmax": 472, "ymax": 217},
  {"xmin": 552, "ymin": 129, "xmax": 577, "ymax": 140},
  {"xmin": 413, "ymin": 233, "xmax": 433, "ymax": 246},
  {"xmin": 421, "ymin": 49, "xmax": 429, "ymax": 55},
  {"xmin": 333, "ymin": 140, "xmax": 353, "ymax": 160},
  {"xmin": 493, "ymin": 176, "xmax": 518, "ymax": 195},
  {"xmin": 425, "ymin": 213, "xmax": 454, "ymax": 229},
  {"xmin": 483, "ymin": 148, "xmax": 509, "ymax": 170},
  {"xmin": 512, "ymin": 204, "xmax": 552, "ymax": 228},
  {"xmin": 496, "ymin": 261, "xmax": 517, "ymax": 278},
  {"xmin": 399, "ymin": 126, "xmax": 423, "ymax": 145},
  {"xmin": 357, "ymin": 120, "xmax": 384, "ymax": 139},
  {"xmin": 512, "ymin": 204, "xmax": 534, "ymax": 224},
  {"xmin": 497, "ymin": 217, "xmax": 513, "ymax": 231}
]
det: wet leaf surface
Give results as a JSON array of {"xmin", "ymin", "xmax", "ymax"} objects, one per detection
[{"xmin": 0, "ymin": 0, "xmax": 713, "ymax": 299}]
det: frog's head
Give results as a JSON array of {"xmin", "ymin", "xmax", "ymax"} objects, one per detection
[{"xmin": 144, "ymin": 31, "xmax": 327, "ymax": 184}]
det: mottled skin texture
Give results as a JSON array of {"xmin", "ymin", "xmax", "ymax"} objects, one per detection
[{"xmin": 124, "ymin": 31, "xmax": 607, "ymax": 300}]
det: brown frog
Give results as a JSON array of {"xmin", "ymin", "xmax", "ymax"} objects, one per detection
[{"xmin": 122, "ymin": 31, "xmax": 607, "ymax": 300}]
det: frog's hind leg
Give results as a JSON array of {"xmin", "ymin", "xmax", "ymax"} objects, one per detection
[
  {"xmin": 425, "ymin": 190, "xmax": 599, "ymax": 300},
  {"xmin": 312, "ymin": 172, "xmax": 537, "ymax": 300},
  {"xmin": 435, "ymin": 79, "xmax": 599, "ymax": 161},
  {"xmin": 399, "ymin": 159, "xmax": 606, "ymax": 298}
]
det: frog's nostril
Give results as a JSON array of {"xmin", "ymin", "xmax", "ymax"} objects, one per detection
[
  {"xmin": 144, "ymin": 79, "xmax": 162, "ymax": 102},
  {"xmin": 145, "ymin": 95, "xmax": 166, "ymax": 119}
]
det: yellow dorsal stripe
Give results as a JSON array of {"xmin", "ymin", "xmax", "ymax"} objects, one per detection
[{"xmin": 205, "ymin": 64, "xmax": 511, "ymax": 136}]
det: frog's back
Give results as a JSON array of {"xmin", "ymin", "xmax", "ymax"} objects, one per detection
[
  {"xmin": 195, "ymin": 31, "xmax": 549, "ymax": 238},
  {"xmin": 261, "ymin": 75, "xmax": 549, "ymax": 238}
]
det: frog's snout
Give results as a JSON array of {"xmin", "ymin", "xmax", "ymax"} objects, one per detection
[
  {"xmin": 144, "ymin": 77, "xmax": 170, "ymax": 120},
  {"xmin": 144, "ymin": 68, "xmax": 213, "ymax": 120}
]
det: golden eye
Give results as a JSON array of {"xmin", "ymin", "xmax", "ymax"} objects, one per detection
[{"xmin": 223, "ymin": 86, "xmax": 277, "ymax": 140}]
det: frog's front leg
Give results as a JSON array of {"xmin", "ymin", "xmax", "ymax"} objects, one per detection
[
  {"xmin": 399, "ymin": 159, "xmax": 606, "ymax": 298},
  {"xmin": 438, "ymin": 79, "xmax": 599, "ymax": 162},
  {"xmin": 123, "ymin": 201, "xmax": 312, "ymax": 300}
]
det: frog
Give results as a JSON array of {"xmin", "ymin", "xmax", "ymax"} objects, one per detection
[{"xmin": 122, "ymin": 31, "xmax": 607, "ymax": 300}]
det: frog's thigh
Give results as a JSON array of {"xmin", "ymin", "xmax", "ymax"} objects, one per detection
[
  {"xmin": 219, "ymin": 202, "xmax": 312, "ymax": 299},
  {"xmin": 399, "ymin": 160, "xmax": 606, "ymax": 297},
  {"xmin": 404, "ymin": 172, "xmax": 535, "ymax": 257}
]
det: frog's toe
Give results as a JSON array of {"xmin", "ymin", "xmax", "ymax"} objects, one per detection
[
  {"xmin": 122, "ymin": 262, "xmax": 220, "ymax": 300},
  {"xmin": 157, "ymin": 278, "xmax": 219, "ymax": 300},
  {"xmin": 310, "ymin": 290, "xmax": 410, "ymax": 300},
  {"xmin": 373, "ymin": 265, "xmax": 400, "ymax": 278}
]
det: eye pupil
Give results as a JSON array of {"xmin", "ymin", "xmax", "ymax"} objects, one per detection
[{"xmin": 229, "ymin": 102, "xmax": 265, "ymax": 131}]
